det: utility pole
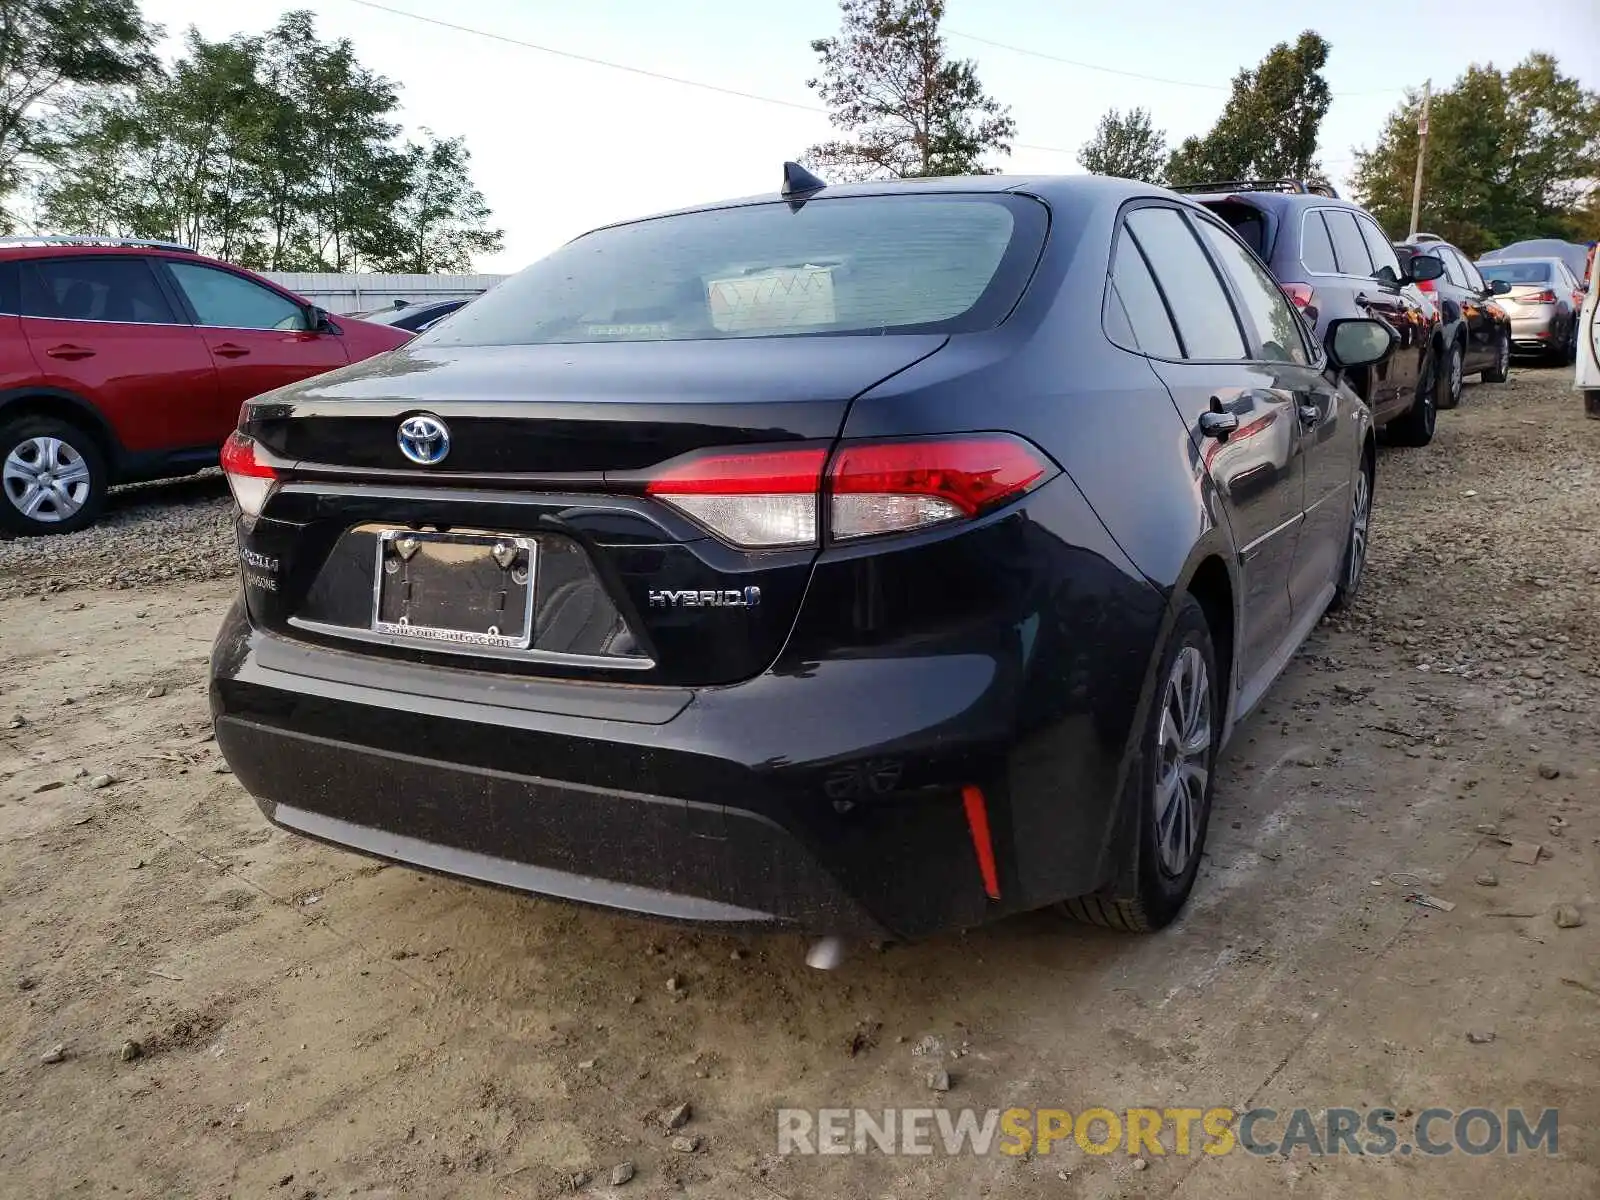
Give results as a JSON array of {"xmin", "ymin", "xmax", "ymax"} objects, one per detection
[{"xmin": 1408, "ymin": 80, "xmax": 1431, "ymax": 237}]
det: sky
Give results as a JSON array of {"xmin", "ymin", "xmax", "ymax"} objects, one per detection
[{"xmin": 136, "ymin": 0, "xmax": 1600, "ymax": 275}]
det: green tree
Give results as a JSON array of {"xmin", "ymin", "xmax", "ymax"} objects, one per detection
[
  {"xmin": 804, "ymin": 0, "xmax": 1014, "ymax": 180},
  {"xmin": 366, "ymin": 132, "xmax": 502, "ymax": 273},
  {"xmin": 1079, "ymin": 107, "xmax": 1166, "ymax": 183},
  {"xmin": 41, "ymin": 9, "xmax": 502, "ymax": 272},
  {"xmin": 42, "ymin": 31, "xmax": 273, "ymax": 260},
  {"xmin": 1166, "ymin": 31, "xmax": 1332, "ymax": 185},
  {"xmin": 1352, "ymin": 55, "xmax": 1600, "ymax": 255},
  {"xmin": 0, "ymin": 0, "xmax": 158, "ymax": 227}
]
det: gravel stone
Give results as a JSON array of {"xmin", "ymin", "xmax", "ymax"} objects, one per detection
[{"xmin": 609, "ymin": 1161, "xmax": 634, "ymax": 1186}]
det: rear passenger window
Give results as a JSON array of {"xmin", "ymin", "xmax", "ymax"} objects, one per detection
[
  {"xmin": 1300, "ymin": 212, "xmax": 1338, "ymax": 274},
  {"xmin": 1322, "ymin": 211, "xmax": 1373, "ymax": 276},
  {"xmin": 20, "ymin": 257, "xmax": 178, "ymax": 324},
  {"xmin": 1357, "ymin": 217, "xmax": 1402, "ymax": 279},
  {"xmin": 1124, "ymin": 208, "xmax": 1247, "ymax": 360},
  {"xmin": 1107, "ymin": 232, "xmax": 1181, "ymax": 358},
  {"xmin": 1194, "ymin": 221, "xmax": 1311, "ymax": 365}
]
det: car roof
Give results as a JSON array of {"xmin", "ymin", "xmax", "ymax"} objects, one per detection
[
  {"xmin": 1478, "ymin": 256, "xmax": 1563, "ymax": 266},
  {"xmin": 1186, "ymin": 190, "xmax": 1363, "ymax": 213},
  {"xmin": 0, "ymin": 242, "xmax": 202, "ymax": 262},
  {"xmin": 584, "ymin": 172, "xmax": 1177, "ymax": 234}
]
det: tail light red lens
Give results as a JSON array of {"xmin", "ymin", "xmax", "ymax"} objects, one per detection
[
  {"xmin": 1413, "ymin": 277, "xmax": 1437, "ymax": 293},
  {"xmin": 220, "ymin": 431, "xmax": 279, "ymax": 517},
  {"xmin": 646, "ymin": 447, "xmax": 827, "ymax": 548},
  {"xmin": 829, "ymin": 435, "xmax": 1054, "ymax": 540},
  {"xmin": 1531, "ymin": 289, "xmax": 1558, "ymax": 304},
  {"xmin": 643, "ymin": 435, "xmax": 1056, "ymax": 548},
  {"xmin": 1281, "ymin": 283, "xmax": 1315, "ymax": 309}
]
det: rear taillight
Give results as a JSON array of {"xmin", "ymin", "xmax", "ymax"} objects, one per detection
[
  {"xmin": 828, "ymin": 435, "xmax": 1053, "ymax": 540},
  {"xmin": 1281, "ymin": 283, "xmax": 1314, "ymax": 309},
  {"xmin": 646, "ymin": 447, "xmax": 827, "ymax": 548},
  {"xmin": 1414, "ymin": 277, "xmax": 1437, "ymax": 293},
  {"xmin": 643, "ymin": 435, "xmax": 1056, "ymax": 548},
  {"xmin": 1532, "ymin": 289, "xmax": 1558, "ymax": 304},
  {"xmin": 220, "ymin": 431, "xmax": 279, "ymax": 517}
]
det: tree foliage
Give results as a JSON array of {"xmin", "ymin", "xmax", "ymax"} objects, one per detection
[
  {"xmin": 369, "ymin": 132, "xmax": 502, "ymax": 273},
  {"xmin": 804, "ymin": 0, "xmax": 1014, "ymax": 180},
  {"xmin": 0, "ymin": 0, "xmax": 157, "ymax": 227},
  {"xmin": 1078, "ymin": 107, "xmax": 1167, "ymax": 184},
  {"xmin": 1351, "ymin": 54, "xmax": 1600, "ymax": 255},
  {"xmin": 1166, "ymin": 31, "xmax": 1332, "ymax": 186},
  {"xmin": 40, "ymin": 9, "xmax": 501, "ymax": 271}
]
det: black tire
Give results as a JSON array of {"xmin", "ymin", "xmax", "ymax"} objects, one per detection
[
  {"xmin": 1437, "ymin": 339, "xmax": 1464, "ymax": 409},
  {"xmin": 1060, "ymin": 595, "xmax": 1219, "ymax": 932},
  {"xmin": 1388, "ymin": 365, "xmax": 1437, "ymax": 447},
  {"xmin": 0, "ymin": 415, "xmax": 108, "ymax": 537},
  {"xmin": 1329, "ymin": 452, "xmax": 1373, "ymax": 611}
]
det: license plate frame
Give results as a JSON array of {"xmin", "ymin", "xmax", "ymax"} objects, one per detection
[{"xmin": 371, "ymin": 529, "xmax": 536, "ymax": 650}]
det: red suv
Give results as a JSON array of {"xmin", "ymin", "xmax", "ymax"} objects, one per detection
[{"xmin": 0, "ymin": 237, "xmax": 412, "ymax": 535}]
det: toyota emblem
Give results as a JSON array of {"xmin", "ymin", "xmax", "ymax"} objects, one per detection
[{"xmin": 397, "ymin": 414, "xmax": 450, "ymax": 466}]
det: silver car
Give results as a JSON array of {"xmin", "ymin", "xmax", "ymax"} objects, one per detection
[{"xmin": 1476, "ymin": 257, "xmax": 1583, "ymax": 364}]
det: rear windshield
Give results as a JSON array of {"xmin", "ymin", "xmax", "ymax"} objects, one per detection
[
  {"xmin": 1200, "ymin": 201, "xmax": 1269, "ymax": 260},
  {"xmin": 1479, "ymin": 261, "xmax": 1552, "ymax": 284},
  {"xmin": 422, "ymin": 194, "xmax": 1049, "ymax": 346}
]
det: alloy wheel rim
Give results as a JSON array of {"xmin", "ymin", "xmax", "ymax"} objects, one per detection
[
  {"xmin": 2, "ymin": 437, "xmax": 91, "ymax": 522},
  {"xmin": 1498, "ymin": 335, "xmax": 1510, "ymax": 376},
  {"xmin": 1153, "ymin": 645, "xmax": 1211, "ymax": 877},
  {"xmin": 1348, "ymin": 468, "xmax": 1371, "ymax": 589},
  {"xmin": 1450, "ymin": 346, "xmax": 1463, "ymax": 397}
]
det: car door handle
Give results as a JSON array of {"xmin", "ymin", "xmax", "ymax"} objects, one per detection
[
  {"xmin": 44, "ymin": 344, "xmax": 95, "ymax": 361},
  {"xmin": 213, "ymin": 343, "xmax": 251, "ymax": 358},
  {"xmin": 1198, "ymin": 411, "xmax": 1239, "ymax": 440}
]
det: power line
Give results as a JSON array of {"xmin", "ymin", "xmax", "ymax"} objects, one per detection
[
  {"xmin": 338, "ymin": 0, "xmax": 1084, "ymax": 156},
  {"xmin": 340, "ymin": 0, "xmax": 825, "ymax": 114},
  {"xmin": 944, "ymin": 27, "xmax": 1407, "ymax": 98}
]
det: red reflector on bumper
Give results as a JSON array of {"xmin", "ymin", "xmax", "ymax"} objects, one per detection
[{"xmin": 961, "ymin": 784, "xmax": 1001, "ymax": 900}]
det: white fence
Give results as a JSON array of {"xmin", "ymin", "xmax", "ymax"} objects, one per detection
[{"xmin": 260, "ymin": 272, "xmax": 509, "ymax": 315}]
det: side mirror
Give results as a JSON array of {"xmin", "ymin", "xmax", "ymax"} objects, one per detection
[
  {"xmin": 1373, "ymin": 264, "xmax": 1400, "ymax": 287},
  {"xmin": 1327, "ymin": 318, "xmax": 1396, "ymax": 370},
  {"xmin": 1405, "ymin": 254, "xmax": 1446, "ymax": 283},
  {"xmin": 1487, "ymin": 279, "xmax": 1512, "ymax": 296}
]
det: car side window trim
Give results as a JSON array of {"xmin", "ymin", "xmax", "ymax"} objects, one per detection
[
  {"xmin": 153, "ymin": 258, "xmax": 316, "ymax": 333},
  {"xmin": 1301, "ymin": 207, "xmax": 1381, "ymax": 282},
  {"xmin": 1101, "ymin": 217, "xmax": 1184, "ymax": 359},
  {"xmin": 1111, "ymin": 200, "xmax": 1257, "ymax": 365},
  {"xmin": 1186, "ymin": 208, "xmax": 1317, "ymax": 367},
  {"xmin": 16, "ymin": 254, "xmax": 184, "ymax": 327}
]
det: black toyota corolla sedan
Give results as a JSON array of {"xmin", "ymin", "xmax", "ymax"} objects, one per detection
[{"xmin": 210, "ymin": 168, "xmax": 1395, "ymax": 941}]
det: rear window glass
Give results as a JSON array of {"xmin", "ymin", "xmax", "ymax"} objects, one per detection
[
  {"xmin": 1479, "ymin": 261, "xmax": 1552, "ymax": 284},
  {"xmin": 425, "ymin": 194, "xmax": 1049, "ymax": 345},
  {"xmin": 1200, "ymin": 202, "xmax": 1268, "ymax": 259}
]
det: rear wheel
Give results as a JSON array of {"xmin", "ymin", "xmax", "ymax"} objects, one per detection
[
  {"xmin": 1329, "ymin": 455, "xmax": 1373, "ymax": 611},
  {"xmin": 0, "ymin": 416, "xmax": 108, "ymax": 536},
  {"xmin": 1061, "ymin": 596, "xmax": 1218, "ymax": 932},
  {"xmin": 1438, "ymin": 340, "xmax": 1465, "ymax": 408}
]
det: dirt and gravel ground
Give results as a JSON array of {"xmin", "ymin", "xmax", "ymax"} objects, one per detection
[{"xmin": 1, "ymin": 366, "xmax": 1596, "ymax": 1200}]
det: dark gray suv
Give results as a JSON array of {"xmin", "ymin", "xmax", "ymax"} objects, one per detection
[{"xmin": 1174, "ymin": 180, "xmax": 1446, "ymax": 446}]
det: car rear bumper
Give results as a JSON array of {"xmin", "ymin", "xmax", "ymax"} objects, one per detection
[
  {"xmin": 1509, "ymin": 310, "xmax": 1558, "ymax": 349},
  {"xmin": 209, "ymin": 503, "xmax": 1167, "ymax": 940}
]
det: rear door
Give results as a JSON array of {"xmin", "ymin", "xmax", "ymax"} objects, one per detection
[
  {"xmin": 1320, "ymin": 209, "xmax": 1415, "ymax": 419},
  {"xmin": 16, "ymin": 255, "xmax": 220, "ymax": 453},
  {"xmin": 158, "ymin": 259, "xmax": 349, "ymax": 433},
  {"xmin": 1450, "ymin": 250, "xmax": 1496, "ymax": 369},
  {"xmin": 1118, "ymin": 204, "xmax": 1303, "ymax": 684},
  {"xmin": 1193, "ymin": 216, "xmax": 1353, "ymax": 616}
]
